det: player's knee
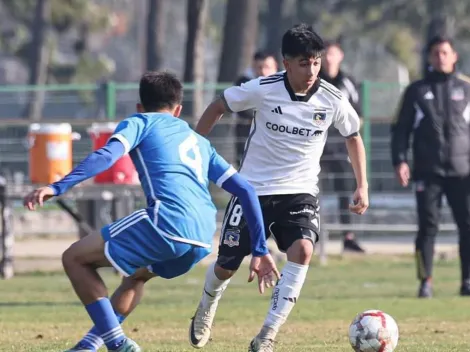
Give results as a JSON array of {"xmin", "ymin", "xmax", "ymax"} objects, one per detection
[
  {"xmin": 215, "ymin": 256, "xmax": 243, "ymax": 279},
  {"xmin": 62, "ymin": 245, "xmax": 77, "ymax": 272},
  {"xmin": 287, "ymin": 239, "xmax": 314, "ymax": 264}
]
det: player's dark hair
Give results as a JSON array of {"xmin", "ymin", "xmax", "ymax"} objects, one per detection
[
  {"xmin": 253, "ymin": 50, "xmax": 274, "ymax": 61},
  {"xmin": 281, "ymin": 23, "xmax": 325, "ymax": 59},
  {"xmin": 139, "ymin": 71, "xmax": 183, "ymax": 111},
  {"xmin": 426, "ymin": 35, "xmax": 455, "ymax": 54}
]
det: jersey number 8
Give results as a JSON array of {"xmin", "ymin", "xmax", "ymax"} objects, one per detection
[
  {"xmin": 228, "ymin": 204, "xmax": 243, "ymax": 226},
  {"xmin": 179, "ymin": 134, "xmax": 205, "ymax": 184}
]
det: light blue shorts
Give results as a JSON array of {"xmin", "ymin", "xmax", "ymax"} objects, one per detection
[{"xmin": 101, "ymin": 209, "xmax": 211, "ymax": 279}]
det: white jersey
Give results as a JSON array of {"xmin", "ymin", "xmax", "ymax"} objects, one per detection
[{"xmin": 221, "ymin": 72, "xmax": 360, "ymax": 196}]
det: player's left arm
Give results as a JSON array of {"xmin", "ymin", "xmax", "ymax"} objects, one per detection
[{"xmin": 334, "ymin": 96, "xmax": 369, "ymax": 215}]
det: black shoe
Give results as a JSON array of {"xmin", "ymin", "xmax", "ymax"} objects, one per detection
[
  {"xmin": 418, "ymin": 279, "xmax": 433, "ymax": 298},
  {"xmin": 460, "ymin": 280, "xmax": 470, "ymax": 296},
  {"xmin": 343, "ymin": 238, "xmax": 366, "ymax": 253}
]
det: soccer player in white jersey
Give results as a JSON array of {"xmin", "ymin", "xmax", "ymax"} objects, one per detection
[{"xmin": 189, "ymin": 24, "xmax": 369, "ymax": 351}]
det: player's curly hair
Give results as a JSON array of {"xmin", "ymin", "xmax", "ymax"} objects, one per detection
[
  {"xmin": 282, "ymin": 23, "xmax": 325, "ymax": 59},
  {"xmin": 139, "ymin": 71, "xmax": 183, "ymax": 111}
]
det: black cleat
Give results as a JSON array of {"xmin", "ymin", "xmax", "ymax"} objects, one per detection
[
  {"xmin": 460, "ymin": 280, "xmax": 470, "ymax": 296},
  {"xmin": 418, "ymin": 279, "xmax": 433, "ymax": 298}
]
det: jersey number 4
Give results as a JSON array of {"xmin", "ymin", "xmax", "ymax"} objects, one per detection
[{"xmin": 179, "ymin": 134, "xmax": 205, "ymax": 184}]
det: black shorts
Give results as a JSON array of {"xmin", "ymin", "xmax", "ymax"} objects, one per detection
[{"xmin": 217, "ymin": 193, "xmax": 320, "ymax": 271}]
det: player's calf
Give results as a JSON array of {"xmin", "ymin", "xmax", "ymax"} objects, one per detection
[
  {"xmin": 257, "ymin": 239, "xmax": 312, "ymax": 341},
  {"xmin": 189, "ymin": 259, "xmax": 240, "ymax": 348},
  {"xmin": 70, "ymin": 269, "xmax": 155, "ymax": 351},
  {"xmin": 62, "ymin": 233, "xmax": 135, "ymax": 351},
  {"xmin": 61, "ymin": 233, "xmax": 111, "ymax": 304}
]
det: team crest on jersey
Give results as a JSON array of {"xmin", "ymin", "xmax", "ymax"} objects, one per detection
[
  {"xmin": 312, "ymin": 109, "xmax": 327, "ymax": 126},
  {"xmin": 223, "ymin": 229, "xmax": 240, "ymax": 247},
  {"xmin": 451, "ymin": 87, "xmax": 465, "ymax": 101}
]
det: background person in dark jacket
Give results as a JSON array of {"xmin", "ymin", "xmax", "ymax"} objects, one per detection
[
  {"xmin": 320, "ymin": 39, "xmax": 365, "ymax": 253},
  {"xmin": 391, "ymin": 35, "xmax": 470, "ymax": 298},
  {"xmin": 234, "ymin": 51, "xmax": 278, "ymax": 166}
]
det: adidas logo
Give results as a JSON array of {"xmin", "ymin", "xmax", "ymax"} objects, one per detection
[
  {"xmin": 283, "ymin": 296, "xmax": 297, "ymax": 303},
  {"xmin": 271, "ymin": 106, "xmax": 283, "ymax": 114},
  {"xmin": 424, "ymin": 91, "xmax": 434, "ymax": 100}
]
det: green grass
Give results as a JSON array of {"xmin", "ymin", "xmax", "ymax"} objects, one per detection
[{"xmin": 1, "ymin": 255, "xmax": 470, "ymax": 351}]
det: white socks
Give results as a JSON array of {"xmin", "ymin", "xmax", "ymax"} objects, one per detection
[
  {"xmin": 262, "ymin": 261, "xmax": 309, "ymax": 336},
  {"xmin": 202, "ymin": 262, "xmax": 231, "ymax": 307},
  {"xmin": 201, "ymin": 260, "xmax": 308, "ymax": 341}
]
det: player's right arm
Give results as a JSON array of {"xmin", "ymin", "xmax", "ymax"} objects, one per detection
[
  {"xmin": 208, "ymin": 148, "xmax": 280, "ymax": 293},
  {"xmin": 390, "ymin": 85, "xmax": 416, "ymax": 187},
  {"xmin": 196, "ymin": 79, "xmax": 261, "ymax": 136},
  {"xmin": 23, "ymin": 115, "xmax": 146, "ymax": 210}
]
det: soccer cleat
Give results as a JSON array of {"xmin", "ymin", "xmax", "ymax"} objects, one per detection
[
  {"xmin": 418, "ymin": 279, "xmax": 433, "ymax": 298},
  {"xmin": 460, "ymin": 279, "xmax": 470, "ymax": 296},
  {"xmin": 110, "ymin": 338, "xmax": 141, "ymax": 352},
  {"xmin": 63, "ymin": 343, "xmax": 95, "ymax": 352},
  {"xmin": 248, "ymin": 336, "xmax": 275, "ymax": 352},
  {"xmin": 189, "ymin": 300, "xmax": 218, "ymax": 348}
]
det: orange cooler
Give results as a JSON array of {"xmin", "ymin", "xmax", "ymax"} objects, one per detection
[
  {"xmin": 28, "ymin": 123, "xmax": 74, "ymax": 184},
  {"xmin": 88, "ymin": 122, "xmax": 138, "ymax": 184}
]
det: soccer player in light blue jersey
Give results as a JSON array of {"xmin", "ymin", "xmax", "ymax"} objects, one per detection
[{"xmin": 24, "ymin": 72, "xmax": 279, "ymax": 352}]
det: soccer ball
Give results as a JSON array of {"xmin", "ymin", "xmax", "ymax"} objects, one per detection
[{"xmin": 348, "ymin": 309, "xmax": 399, "ymax": 352}]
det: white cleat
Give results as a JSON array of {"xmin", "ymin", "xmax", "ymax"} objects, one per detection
[
  {"xmin": 248, "ymin": 335, "xmax": 275, "ymax": 352},
  {"xmin": 189, "ymin": 299, "xmax": 218, "ymax": 348}
]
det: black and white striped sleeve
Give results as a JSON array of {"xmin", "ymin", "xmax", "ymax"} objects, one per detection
[
  {"xmin": 333, "ymin": 95, "xmax": 361, "ymax": 138},
  {"xmin": 220, "ymin": 78, "xmax": 261, "ymax": 113}
]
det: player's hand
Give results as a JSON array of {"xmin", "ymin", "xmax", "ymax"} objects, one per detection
[
  {"xmin": 248, "ymin": 253, "xmax": 281, "ymax": 294},
  {"xmin": 23, "ymin": 186, "xmax": 55, "ymax": 211},
  {"xmin": 395, "ymin": 162, "xmax": 410, "ymax": 187},
  {"xmin": 350, "ymin": 186, "xmax": 369, "ymax": 215}
]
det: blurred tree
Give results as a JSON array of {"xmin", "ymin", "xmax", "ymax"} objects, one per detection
[
  {"xmin": 0, "ymin": 0, "xmax": 113, "ymax": 118},
  {"xmin": 264, "ymin": 0, "xmax": 283, "ymax": 62},
  {"xmin": 291, "ymin": 0, "xmax": 470, "ymax": 79},
  {"xmin": 146, "ymin": 0, "xmax": 165, "ymax": 71},
  {"xmin": 183, "ymin": 0, "xmax": 209, "ymax": 122},
  {"xmin": 26, "ymin": 0, "xmax": 51, "ymax": 121},
  {"xmin": 217, "ymin": 0, "xmax": 260, "ymax": 82}
]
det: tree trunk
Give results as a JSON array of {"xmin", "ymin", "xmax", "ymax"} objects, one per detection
[
  {"xmin": 183, "ymin": 0, "xmax": 209, "ymax": 123},
  {"xmin": 25, "ymin": 0, "xmax": 51, "ymax": 121},
  {"xmin": 146, "ymin": 0, "xmax": 165, "ymax": 71},
  {"xmin": 422, "ymin": 2, "xmax": 456, "ymax": 77},
  {"xmin": 217, "ymin": 0, "xmax": 260, "ymax": 83},
  {"xmin": 265, "ymin": 0, "xmax": 283, "ymax": 62}
]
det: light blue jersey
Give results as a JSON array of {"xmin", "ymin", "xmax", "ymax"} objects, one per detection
[
  {"xmin": 50, "ymin": 110, "xmax": 267, "ymax": 278},
  {"xmin": 110, "ymin": 112, "xmax": 235, "ymax": 249}
]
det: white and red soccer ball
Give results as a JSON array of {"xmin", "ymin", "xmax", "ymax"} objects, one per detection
[{"xmin": 348, "ymin": 309, "xmax": 399, "ymax": 352}]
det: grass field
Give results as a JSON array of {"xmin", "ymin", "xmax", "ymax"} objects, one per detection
[{"xmin": 2, "ymin": 255, "xmax": 470, "ymax": 352}]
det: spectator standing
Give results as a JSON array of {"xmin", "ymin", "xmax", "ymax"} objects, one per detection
[
  {"xmin": 320, "ymin": 39, "xmax": 365, "ymax": 253},
  {"xmin": 391, "ymin": 35, "xmax": 470, "ymax": 298}
]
